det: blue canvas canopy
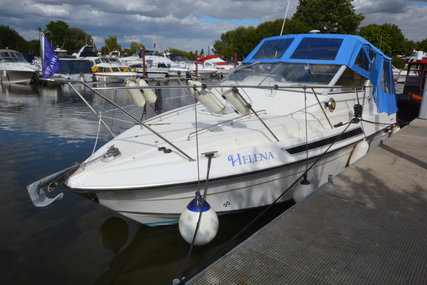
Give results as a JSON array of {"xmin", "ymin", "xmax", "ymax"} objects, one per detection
[{"xmin": 243, "ymin": 34, "xmax": 397, "ymax": 114}]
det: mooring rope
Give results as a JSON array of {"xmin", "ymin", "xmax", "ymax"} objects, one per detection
[
  {"xmin": 91, "ymin": 112, "xmax": 103, "ymax": 156},
  {"xmin": 176, "ymin": 153, "xmax": 215, "ymax": 284}
]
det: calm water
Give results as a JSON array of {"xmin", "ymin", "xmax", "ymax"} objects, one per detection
[{"xmin": 0, "ymin": 80, "xmax": 293, "ymax": 284}]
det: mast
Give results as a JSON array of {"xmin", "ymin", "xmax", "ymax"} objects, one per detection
[{"xmin": 280, "ymin": 0, "xmax": 291, "ymax": 36}]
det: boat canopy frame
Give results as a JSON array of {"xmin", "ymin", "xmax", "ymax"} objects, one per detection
[{"xmin": 243, "ymin": 34, "xmax": 397, "ymax": 114}]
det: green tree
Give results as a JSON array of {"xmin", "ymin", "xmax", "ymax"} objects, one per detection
[
  {"xmin": 292, "ymin": 0, "xmax": 364, "ymax": 34},
  {"xmin": 129, "ymin": 41, "xmax": 144, "ymax": 55},
  {"xmin": 0, "ymin": 25, "xmax": 28, "ymax": 52},
  {"xmin": 415, "ymin": 38, "xmax": 427, "ymax": 52},
  {"xmin": 213, "ymin": 30, "xmax": 236, "ymax": 58},
  {"xmin": 187, "ymin": 51, "xmax": 195, "ymax": 60},
  {"xmin": 27, "ymin": 40, "xmax": 41, "ymax": 56},
  {"xmin": 380, "ymin": 24, "xmax": 409, "ymax": 55},
  {"xmin": 45, "ymin": 20, "xmax": 69, "ymax": 49},
  {"xmin": 42, "ymin": 21, "xmax": 93, "ymax": 54},
  {"xmin": 65, "ymin": 27, "xmax": 93, "ymax": 54},
  {"xmin": 359, "ymin": 24, "xmax": 392, "ymax": 55},
  {"xmin": 101, "ymin": 35, "xmax": 122, "ymax": 54},
  {"xmin": 281, "ymin": 18, "xmax": 311, "ymax": 34},
  {"xmin": 359, "ymin": 24, "xmax": 412, "ymax": 57},
  {"xmin": 168, "ymin": 48, "xmax": 189, "ymax": 57}
]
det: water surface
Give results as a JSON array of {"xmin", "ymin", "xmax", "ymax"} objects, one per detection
[{"xmin": 0, "ymin": 80, "xmax": 292, "ymax": 284}]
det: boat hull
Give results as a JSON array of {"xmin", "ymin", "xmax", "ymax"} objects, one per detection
[
  {"xmin": 71, "ymin": 130, "xmax": 388, "ymax": 226},
  {"xmin": 0, "ymin": 69, "xmax": 37, "ymax": 84}
]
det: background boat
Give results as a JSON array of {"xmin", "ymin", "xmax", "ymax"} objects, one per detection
[{"xmin": 0, "ymin": 49, "xmax": 39, "ymax": 84}]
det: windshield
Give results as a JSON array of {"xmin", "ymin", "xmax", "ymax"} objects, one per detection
[
  {"xmin": 57, "ymin": 60, "xmax": 92, "ymax": 74},
  {"xmin": 0, "ymin": 51, "xmax": 28, "ymax": 63},
  {"xmin": 225, "ymin": 62, "xmax": 341, "ymax": 85}
]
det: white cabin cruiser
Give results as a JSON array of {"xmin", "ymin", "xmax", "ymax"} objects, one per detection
[
  {"xmin": 0, "ymin": 49, "xmax": 39, "ymax": 84},
  {"xmin": 169, "ymin": 54, "xmax": 218, "ymax": 76},
  {"xmin": 121, "ymin": 51, "xmax": 189, "ymax": 78},
  {"xmin": 199, "ymin": 55, "xmax": 235, "ymax": 76},
  {"xmin": 88, "ymin": 56, "xmax": 137, "ymax": 81},
  {"xmin": 28, "ymin": 34, "xmax": 398, "ymax": 226}
]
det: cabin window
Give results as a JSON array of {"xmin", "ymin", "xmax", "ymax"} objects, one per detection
[
  {"xmin": 368, "ymin": 48, "xmax": 377, "ymax": 64},
  {"xmin": 252, "ymin": 38, "xmax": 294, "ymax": 60},
  {"xmin": 381, "ymin": 61, "xmax": 392, "ymax": 94},
  {"xmin": 290, "ymin": 38, "xmax": 343, "ymax": 60},
  {"xmin": 281, "ymin": 63, "xmax": 341, "ymax": 84},
  {"xmin": 58, "ymin": 60, "xmax": 92, "ymax": 74},
  {"xmin": 354, "ymin": 48, "xmax": 371, "ymax": 71},
  {"xmin": 112, "ymin": 67, "xmax": 120, "ymax": 72},
  {"xmin": 227, "ymin": 62, "xmax": 341, "ymax": 85},
  {"xmin": 336, "ymin": 67, "xmax": 367, "ymax": 88}
]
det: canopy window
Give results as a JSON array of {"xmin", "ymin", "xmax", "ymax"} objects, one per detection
[{"xmin": 290, "ymin": 38, "xmax": 343, "ymax": 60}]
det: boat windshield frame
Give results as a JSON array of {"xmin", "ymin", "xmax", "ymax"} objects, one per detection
[
  {"xmin": 224, "ymin": 62, "xmax": 344, "ymax": 86},
  {"xmin": 0, "ymin": 50, "xmax": 29, "ymax": 63}
]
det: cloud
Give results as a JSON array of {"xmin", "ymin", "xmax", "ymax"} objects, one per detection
[
  {"xmin": 0, "ymin": 0, "xmax": 424, "ymax": 53},
  {"xmin": 353, "ymin": 0, "xmax": 410, "ymax": 14},
  {"xmin": 355, "ymin": 0, "xmax": 427, "ymax": 41}
]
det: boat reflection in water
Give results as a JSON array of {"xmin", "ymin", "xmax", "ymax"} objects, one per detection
[{"xmin": 95, "ymin": 201, "xmax": 293, "ymax": 284}]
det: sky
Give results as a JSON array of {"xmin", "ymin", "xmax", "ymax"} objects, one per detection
[{"xmin": 0, "ymin": 0, "xmax": 426, "ymax": 53}]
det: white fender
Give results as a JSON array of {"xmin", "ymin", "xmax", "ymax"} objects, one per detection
[
  {"xmin": 188, "ymin": 80, "xmax": 226, "ymax": 114},
  {"xmin": 391, "ymin": 125, "xmax": 400, "ymax": 135},
  {"xmin": 187, "ymin": 79, "xmax": 202, "ymax": 96},
  {"xmin": 349, "ymin": 139, "xmax": 369, "ymax": 165},
  {"xmin": 136, "ymin": 78, "xmax": 157, "ymax": 104},
  {"xmin": 221, "ymin": 87, "xmax": 250, "ymax": 115},
  {"xmin": 126, "ymin": 80, "xmax": 146, "ymax": 107},
  {"xmin": 179, "ymin": 192, "xmax": 219, "ymax": 246}
]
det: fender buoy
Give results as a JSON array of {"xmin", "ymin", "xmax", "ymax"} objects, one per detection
[
  {"xmin": 126, "ymin": 80, "xmax": 146, "ymax": 107},
  {"xmin": 293, "ymin": 175, "xmax": 315, "ymax": 202},
  {"xmin": 137, "ymin": 78, "xmax": 157, "ymax": 104},
  {"xmin": 188, "ymin": 80, "xmax": 225, "ymax": 114},
  {"xmin": 391, "ymin": 125, "xmax": 400, "ymax": 135},
  {"xmin": 348, "ymin": 139, "xmax": 369, "ymax": 165},
  {"xmin": 221, "ymin": 87, "xmax": 250, "ymax": 115},
  {"xmin": 178, "ymin": 192, "xmax": 219, "ymax": 246}
]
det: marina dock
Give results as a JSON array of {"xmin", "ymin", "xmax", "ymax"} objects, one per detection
[{"xmin": 189, "ymin": 119, "xmax": 427, "ymax": 284}]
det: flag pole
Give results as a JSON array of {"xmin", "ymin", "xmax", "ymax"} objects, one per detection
[{"xmin": 40, "ymin": 30, "xmax": 45, "ymax": 74}]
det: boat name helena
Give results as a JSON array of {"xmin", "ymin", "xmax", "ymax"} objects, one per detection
[{"xmin": 227, "ymin": 152, "xmax": 275, "ymax": 167}]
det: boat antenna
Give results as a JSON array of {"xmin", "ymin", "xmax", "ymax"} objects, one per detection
[{"xmin": 280, "ymin": 0, "xmax": 291, "ymax": 36}]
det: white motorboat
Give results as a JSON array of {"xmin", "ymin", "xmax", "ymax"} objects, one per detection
[
  {"xmin": 168, "ymin": 54, "xmax": 218, "ymax": 76},
  {"xmin": 121, "ymin": 51, "xmax": 189, "ymax": 78},
  {"xmin": 41, "ymin": 50, "xmax": 94, "ymax": 84},
  {"xmin": 0, "ymin": 49, "xmax": 39, "ymax": 84},
  {"xmin": 88, "ymin": 56, "xmax": 137, "ymax": 81},
  {"xmin": 53, "ymin": 58, "xmax": 94, "ymax": 82},
  {"xmin": 28, "ymin": 34, "xmax": 398, "ymax": 226},
  {"xmin": 71, "ymin": 45, "xmax": 137, "ymax": 81},
  {"xmin": 199, "ymin": 55, "xmax": 235, "ymax": 76}
]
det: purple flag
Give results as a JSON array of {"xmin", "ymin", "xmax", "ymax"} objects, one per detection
[{"xmin": 42, "ymin": 36, "xmax": 61, "ymax": 78}]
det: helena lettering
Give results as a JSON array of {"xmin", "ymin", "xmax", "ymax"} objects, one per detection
[{"xmin": 228, "ymin": 151, "xmax": 275, "ymax": 166}]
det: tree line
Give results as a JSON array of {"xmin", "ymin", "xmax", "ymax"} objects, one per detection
[
  {"xmin": 213, "ymin": 0, "xmax": 426, "ymax": 67},
  {"xmin": 1, "ymin": 0, "xmax": 426, "ymax": 66}
]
